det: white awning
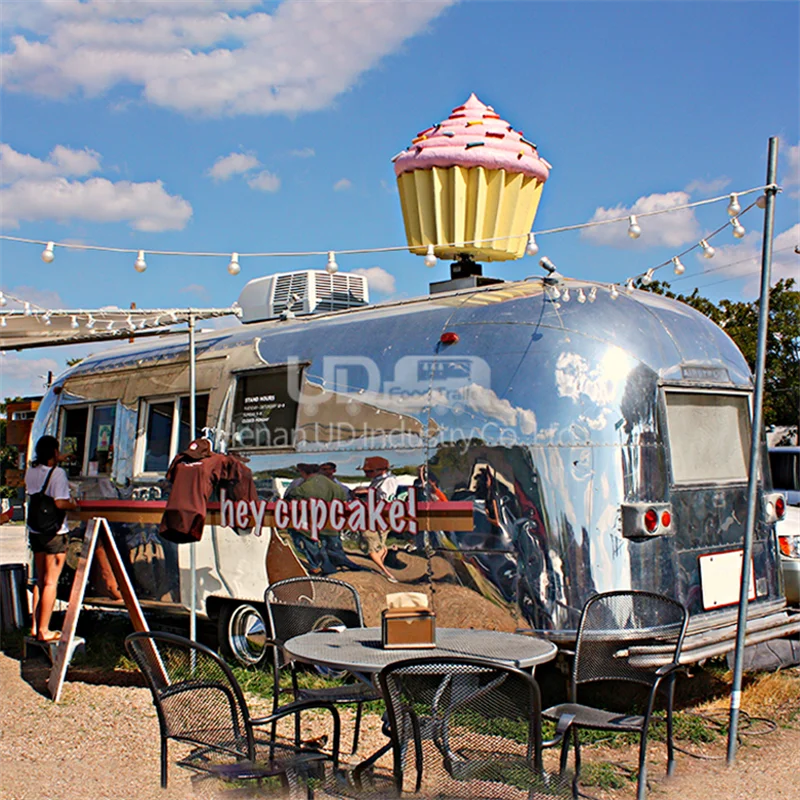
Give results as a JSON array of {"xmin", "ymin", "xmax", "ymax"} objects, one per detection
[{"xmin": 0, "ymin": 306, "xmax": 240, "ymax": 351}]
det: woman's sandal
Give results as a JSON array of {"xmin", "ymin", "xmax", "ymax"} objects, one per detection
[{"xmin": 37, "ymin": 632, "xmax": 61, "ymax": 643}]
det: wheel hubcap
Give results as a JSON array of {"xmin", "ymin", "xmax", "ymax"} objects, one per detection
[{"xmin": 228, "ymin": 605, "xmax": 267, "ymax": 665}]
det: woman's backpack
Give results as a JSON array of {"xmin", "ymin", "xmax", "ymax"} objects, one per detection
[{"xmin": 27, "ymin": 468, "xmax": 66, "ymax": 535}]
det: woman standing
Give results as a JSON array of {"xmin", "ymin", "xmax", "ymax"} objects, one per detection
[{"xmin": 25, "ymin": 435, "xmax": 76, "ymax": 642}]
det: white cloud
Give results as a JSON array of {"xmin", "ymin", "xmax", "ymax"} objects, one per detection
[
  {"xmin": 0, "ymin": 143, "xmax": 101, "ymax": 184},
  {"xmin": 0, "ymin": 353, "xmax": 60, "ymax": 398},
  {"xmin": 351, "ymin": 266, "xmax": 395, "ymax": 295},
  {"xmin": 696, "ymin": 223, "xmax": 800, "ymax": 295},
  {"xmin": 207, "ymin": 151, "xmax": 260, "ymax": 180},
  {"xmin": 289, "ymin": 147, "xmax": 315, "ymax": 158},
  {"xmin": 782, "ymin": 141, "xmax": 800, "ymax": 195},
  {"xmin": 179, "ymin": 283, "xmax": 209, "ymax": 300},
  {"xmin": 333, "ymin": 178, "xmax": 352, "ymax": 192},
  {"xmin": 0, "ymin": 1, "xmax": 456, "ymax": 117},
  {"xmin": 0, "ymin": 176, "xmax": 192, "ymax": 231},
  {"xmin": 684, "ymin": 176, "xmax": 731, "ymax": 195},
  {"xmin": 0, "ymin": 286, "xmax": 66, "ymax": 310},
  {"xmin": 247, "ymin": 170, "xmax": 281, "ymax": 192},
  {"xmin": 581, "ymin": 191, "xmax": 700, "ymax": 248}
]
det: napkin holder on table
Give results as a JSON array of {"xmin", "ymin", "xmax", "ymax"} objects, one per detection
[{"xmin": 381, "ymin": 592, "xmax": 436, "ymax": 649}]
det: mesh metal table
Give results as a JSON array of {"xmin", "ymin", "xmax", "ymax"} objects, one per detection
[{"xmin": 284, "ymin": 627, "xmax": 557, "ymax": 674}]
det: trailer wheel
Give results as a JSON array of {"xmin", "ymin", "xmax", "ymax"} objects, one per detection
[{"xmin": 218, "ymin": 602, "xmax": 269, "ymax": 667}]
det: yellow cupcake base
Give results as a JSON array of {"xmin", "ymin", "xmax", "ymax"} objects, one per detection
[{"xmin": 397, "ymin": 165, "xmax": 545, "ymax": 262}]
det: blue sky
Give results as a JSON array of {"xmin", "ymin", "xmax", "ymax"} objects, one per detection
[{"xmin": 1, "ymin": 0, "xmax": 798, "ymax": 398}]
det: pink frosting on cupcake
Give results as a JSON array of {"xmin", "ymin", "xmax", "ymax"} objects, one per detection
[{"xmin": 393, "ymin": 93, "xmax": 550, "ymax": 181}]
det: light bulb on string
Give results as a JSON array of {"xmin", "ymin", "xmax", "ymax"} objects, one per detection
[
  {"xmin": 41, "ymin": 242, "xmax": 55, "ymax": 263},
  {"xmin": 0, "ymin": 292, "xmax": 6, "ymax": 307},
  {"xmin": 169, "ymin": 312, "xmax": 178, "ymax": 323},
  {"xmin": 562, "ymin": 287, "xmax": 571, "ymax": 303},
  {"xmin": 134, "ymin": 250, "xmax": 147, "ymax": 273},
  {"xmin": 549, "ymin": 286, "xmax": 561, "ymax": 300},
  {"xmin": 641, "ymin": 268, "xmax": 654, "ymax": 286},
  {"xmin": 626, "ymin": 278, "xmax": 635, "ymax": 294},
  {"xmin": 609, "ymin": 285, "xmax": 619, "ymax": 300},
  {"xmin": 727, "ymin": 193, "xmax": 741, "ymax": 216},
  {"xmin": 24, "ymin": 302, "xmax": 32, "ymax": 316},
  {"xmin": 588, "ymin": 287, "xmax": 597, "ymax": 303},
  {"xmin": 627, "ymin": 215, "xmax": 641, "ymax": 239},
  {"xmin": 43, "ymin": 312, "xmax": 52, "ymax": 326},
  {"xmin": 227, "ymin": 252, "xmax": 241, "ymax": 276},
  {"xmin": 127, "ymin": 315, "xmax": 135, "ymax": 331},
  {"xmin": 326, "ymin": 251, "xmax": 338, "ymax": 274},
  {"xmin": 106, "ymin": 321, "xmax": 114, "ymax": 331},
  {"xmin": 70, "ymin": 316, "xmax": 79, "ymax": 330},
  {"xmin": 672, "ymin": 257, "xmax": 686, "ymax": 275},
  {"xmin": 756, "ymin": 194, "xmax": 767, "ymax": 209},
  {"xmin": 731, "ymin": 217, "xmax": 746, "ymax": 239},
  {"xmin": 700, "ymin": 240, "xmax": 715, "ymax": 258},
  {"xmin": 526, "ymin": 233, "xmax": 539, "ymax": 256},
  {"xmin": 424, "ymin": 245, "xmax": 437, "ymax": 268},
  {"xmin": 0, "ymin": 316, "xmax": 6, "ymax": 328},
  {"xmin": 86, "ymin": 316, "xmax": 95, "ymax": 329},
  {"xmin": 577, "ymin": 288, "xmax": 586, "ymax": 303}
]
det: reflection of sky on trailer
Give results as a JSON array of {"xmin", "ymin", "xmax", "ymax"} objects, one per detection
[{"xmin": 269, "ymin": 475, "xmax": 415, "ymax": 498}]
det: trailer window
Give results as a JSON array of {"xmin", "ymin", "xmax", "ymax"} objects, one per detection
[
  {"xmin": 141, "ymin": 394, "xmax": 209, "ymax": 473},
  {"xmin": 61, "ymin": 403, "xmax": 116, "ymax": 477},
  {"xmin": 664, "ymin": 391, "xmax": 750, "ymax": 484},
  {"xmin": 231, "ymin": 366, "xmax": 302, "ymax": 449}
]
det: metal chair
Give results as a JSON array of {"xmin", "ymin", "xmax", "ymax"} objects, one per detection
[
  {"xmin": 265, "ymin": 576, "xmax": 382, "ymax": 754},
  {"xmin": 125, "ymin": 631, "xmax": 340, "ymax": 792},
  {"xmin": 543, "ymin": 590, "xmax": 689, "ymax": 800},
  {"xmin": 378, "ymin": 655, "xmax": 574, "ymax": 799}
]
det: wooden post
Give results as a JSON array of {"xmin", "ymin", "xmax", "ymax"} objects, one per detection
[{"xmin": 47, "ymin": 517, "xmax": 155, "ymax": 702}]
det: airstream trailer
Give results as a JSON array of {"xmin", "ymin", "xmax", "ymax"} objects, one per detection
[{"xmin": 30, "ymin": 268, "xmax": 799, "ymax": 665}]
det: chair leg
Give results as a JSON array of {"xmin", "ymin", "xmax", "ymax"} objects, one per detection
[
  {"xmin": 571, "ymin": 728, "xmax": 581, "ymax": 800},
  {"xmin": 636, "ymin": 729, "xmax": 649, "ymax": 800},
  {"xmin": 665, "ymin": 678, "xmax": 677, "ymax": 777},
  {"xmin": 352, "ymin": 703, "xmax": 363, "ymax": 754},
  {"xmin": 160, "ymin": 737, "xmax": 168, "ymax": 788}
]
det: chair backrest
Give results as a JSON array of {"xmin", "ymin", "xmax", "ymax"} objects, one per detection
[
  {"xmin": 379, "ymin": 656, "xmax": 566, "ymax": 799},
  {"xmin": 125, "ymin": 631, "xmax": 254, "ymax": 759},
  {"xmin": 264, "ymin": 576, "xmax": 365, "ymax": 646},
  {"xmin": 573, "ymin": 590, "xmax": 689, "ymax": 690}
]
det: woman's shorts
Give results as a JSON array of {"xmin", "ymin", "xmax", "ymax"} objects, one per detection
[
  {"xmin": 28, "ymin": 532, "xmax": 68, "ymax": 555},
  {"xmin": 359, "ymin": 529, "xmax": 387, "ymax": 555}
]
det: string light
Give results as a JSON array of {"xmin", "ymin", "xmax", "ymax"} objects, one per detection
[
  {"xmin": 43, "ymin": 312, "xmax": 52, "ymax": 326},
  {"xmin": 0, "ymin": 183, "xmax": 773, "ymax": 266},
  {"xmin": 86, "ymin": 316, "xmax": 96, "ymax": 329},
  {"xmin": 562, "ymin": 287, "xmax": 571, "ymax": 302},
  {"xmin": 134, "ymin": 250, "xmax": 147, "ymax": 273},
  {"xmin": 424, "ymin": 245, "xmax": 437, "ymax": 268},
  {"xmin": 641, "ymin": 268, "xmax": 655, "ymax": 286},
  {"xmin": 756, "ymin": 194, "xmax": 767, "ymax": 209},
  {"xmin": 106, "ymin": 320, "xmax": 114, "ymax": 331},
  {"xmin": 588, "ymin": 287, "xmax": 597, "ymax": 303},
  {"xmin": 731, "ymin": 217, "xmax": 746, "ymax": 239},
  {"xmin": 326, "ymin": 251, "xmax": 338, "ymax": 274},
  {"xmin": 227, "ymin": 252, "xmax": 241, "ymax": 276},
  {"xmin": 672, "ymin": 257, "xmax": 686, "ymax": 275},
  {"xmin": 727, "ymin": 193, "xmax": 741, "ymax": 216},
  {"xmin": 626, "ymin": 278, "xmax": 635, "ymax": 294},
  {"xmin": 70, "ymin": 316, "xmax": 79, "ymax": 329},
  {"xmin": 0, "ymin": 293, "xmax": 6, "ymax": 307},
  {"xmin": 0, "ymin": 316, "xmax": 6, "ymax": 328},
  {"xmin": 127, "ymin": 315, "xmax": 135, "ymax": 331},
  {"xmin": 24, "ymin": 302, "xmax": 32, "ymax": 316},
  {"xmin": 549, "ymin": 285, "xmax": 561, "ymax": 300},
  {"xmin": 627, "ymin": 215, "xmax": 641, "ymax": 239},
  {"xmin": 577, "ymin": 288, "xmax": 587, "ymax": 303},
  {"xmin": 700, "ymin": 239, "xmax": 715, "ymax": 259},
  {"xmin": 610, "ymin": 285, "xmax": 619, "ymax": 300},
  {"xmin": 525, "ymin": 233, "xmax": 539, "ymax": 256}
]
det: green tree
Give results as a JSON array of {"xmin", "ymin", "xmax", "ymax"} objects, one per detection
[
  {"xmin": 0, "ymin": 398, "xmax": 24, "ymax": 499},
  {"xmin": 639, "ymin": 278, "xmax": 799, "ymax": 432}
]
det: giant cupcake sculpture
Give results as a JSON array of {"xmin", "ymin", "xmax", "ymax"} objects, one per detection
[{"xmin": 394, "ymin": 93, "xmax": 551, "ymax": 263}]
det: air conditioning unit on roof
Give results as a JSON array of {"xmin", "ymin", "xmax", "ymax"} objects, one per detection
[{"xmin": 237, "ymin": 270, "xmax": 369, "ymax": 323}]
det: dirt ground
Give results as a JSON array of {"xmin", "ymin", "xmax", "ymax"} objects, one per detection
[{"xmin": 1, "ymin": 641, "xmax": 798, "ymax": 800}]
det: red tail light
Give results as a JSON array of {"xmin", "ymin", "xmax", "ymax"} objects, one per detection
[
  {"xmin": 644, "ymin": 508, "xmax": 659, "ymax": 533},
  {"xmin": 775, "ymin": 496, "xmax": 785, "ymax": 520},
  {"xmin": 661, "ymin": 511, "xmax": 671, "ymax": 528}
]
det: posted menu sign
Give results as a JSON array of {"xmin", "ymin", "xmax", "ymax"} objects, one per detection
[{"xmin": 231, "ymin": 366, "xmax": 301, "ymax": 448}]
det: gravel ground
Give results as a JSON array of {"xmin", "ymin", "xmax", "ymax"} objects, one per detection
[{"xmin": 1, "ymin": 645, "xmax": 798, "ymax": 800}]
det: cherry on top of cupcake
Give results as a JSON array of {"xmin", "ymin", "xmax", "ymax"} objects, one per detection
[{"xmin": 393, "ymin": 93, "xmax": 551, "ymax": 181}]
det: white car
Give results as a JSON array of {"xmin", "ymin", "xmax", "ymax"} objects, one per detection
[{"xmin": 769, "ymin": 447, "xmax": 800, "ymax": 605}]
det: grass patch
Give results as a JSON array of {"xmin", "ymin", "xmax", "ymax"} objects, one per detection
[{"xmin": 580, "ymin": 761, "xmax": 635, "ymax": 790}]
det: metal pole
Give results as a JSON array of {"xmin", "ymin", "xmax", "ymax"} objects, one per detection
[
  {"xmin": 188, "ymin": 311, "xmax": 197, "ymax": 643},
  {"xmin": 727, "ymin": 137, "xmax": 779, "ymax": 763}
]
